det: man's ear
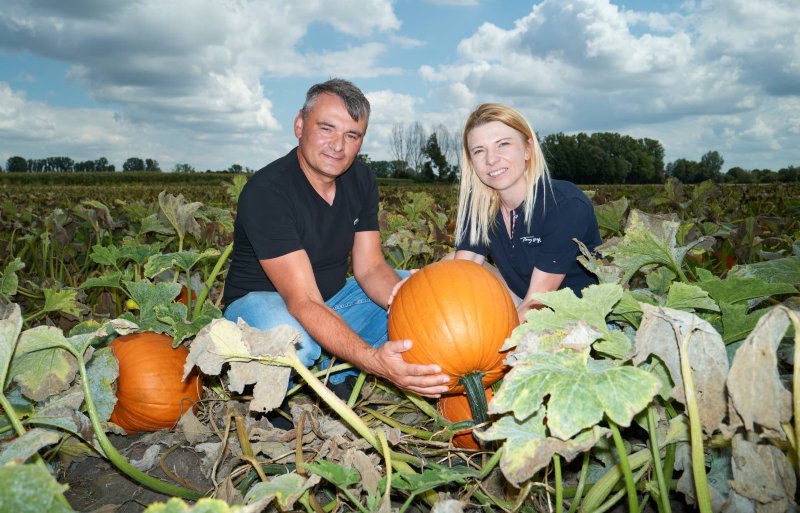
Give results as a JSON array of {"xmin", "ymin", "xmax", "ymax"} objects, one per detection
[{"xmin": 294, "ymin": 110, "xmax": 304, "ymax": 138}]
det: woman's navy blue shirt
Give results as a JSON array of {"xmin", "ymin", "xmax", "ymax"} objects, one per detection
[{"xmin": 457, "ymin": 179, "xmax": 601, "ymax": 299}]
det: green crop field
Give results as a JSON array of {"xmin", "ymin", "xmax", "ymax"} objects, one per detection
[{"xmin": 1, "ymin": 172, "xmax": 799, "ymax": 512}]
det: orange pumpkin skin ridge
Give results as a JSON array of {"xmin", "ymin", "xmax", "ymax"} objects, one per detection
[
  {"xmin": 438, "ymin": 388, "xmax": 494, "ymax": 449},
  {"xmin": 110, "ymin": 332, "xmax": 202, "ymax": 434},
  {"xmin": 388, "ymin": 260, "xmax": 518, "ymax": 393}
]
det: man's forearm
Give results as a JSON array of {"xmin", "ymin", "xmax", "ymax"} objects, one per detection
[
  {"xmin": 286, "ymin": 298, "xmax": 380, "ymax": 375},
  {"xmin": 355, "ymin": 262, "xmax": 400, "ymax": 310}
]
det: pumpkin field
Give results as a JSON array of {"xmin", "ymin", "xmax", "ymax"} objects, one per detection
[{"xmin": 1, "ymin": 173, "xmax": 799, "ymax": 513}]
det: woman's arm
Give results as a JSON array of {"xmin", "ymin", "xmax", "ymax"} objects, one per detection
[{"xmin": 518, "ymin": 268, "xmax": 565, "ymax": 323}]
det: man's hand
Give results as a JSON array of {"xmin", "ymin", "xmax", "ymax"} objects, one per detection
[
  {"xmin": 386, "ymin": 269, "xmax": 417, "ymax": 310},
  {"xmin": 368, "ymin": 339, "xmax": 450, "ymax": 398}
]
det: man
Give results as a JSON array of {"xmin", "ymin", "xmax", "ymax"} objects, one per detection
[{"xmin": 223, "ymin": 78, "xmax": 449, "ymax": 399}]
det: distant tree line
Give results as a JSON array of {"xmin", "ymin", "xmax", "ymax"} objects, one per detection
[{"xmin": 5, "ymin": 128, "xmax": 799, "ymax": 183}]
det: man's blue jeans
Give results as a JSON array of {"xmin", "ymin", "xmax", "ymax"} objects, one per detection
[{"xmin": 223, "ymin": 272, "xmax": 408, "ymax": 385}]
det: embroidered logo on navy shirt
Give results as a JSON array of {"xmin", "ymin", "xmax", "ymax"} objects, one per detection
[
  {"xmin": 520, "ymin": 236, "xmax": 542, "ymax": 246},
  {"xmin": 353, "ymin": 217, "xmax": 359, "ymax": 226}
]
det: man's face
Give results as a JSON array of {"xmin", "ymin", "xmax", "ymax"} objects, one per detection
[{"xmin": 294, "ymin": 93, "xmax": 367, "ymax": 181}]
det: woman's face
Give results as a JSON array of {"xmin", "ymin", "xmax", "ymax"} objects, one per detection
[{"xmin": 466, "ymin": 121, "xmax": 532, "ymax": 195}]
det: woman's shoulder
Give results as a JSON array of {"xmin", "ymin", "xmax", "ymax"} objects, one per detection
[{"xmin": 545, "ymin": 179, "xmax": 593, "ymax": 205}]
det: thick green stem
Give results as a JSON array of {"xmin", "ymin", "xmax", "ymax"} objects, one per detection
[
  {"xmin": 193, "ymin": 242, "xmax": 233, "ymax": 319},
  {"xmin": 362, "ymin": 407, "xmax": 437, "ymax": 440},
  {"xmin": 609, "ymin": 419, "xmax": 639, "ymax": 513},
  {"xmin": 70, "ymin": 346, "xmax": 202, "ymax": 499},
  {"xmin": 647, "ymin": 405, "xmax": 672, "ymax": 513},
  {"xmin": 566, "ymin": 451, "xmax": 590, "ymax": 513},
  {"xmin": 458, "ymin": 371, "xmax": 488, "ymax": 425},
  {"xmin": 554, "ymin": 454, "xmax": 563, "ymax": 513},
  {"xmin": 678, "ymin": 327, "xmax": 713, "ymax": 513}
]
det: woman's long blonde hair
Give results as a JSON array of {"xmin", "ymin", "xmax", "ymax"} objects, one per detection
[{"xmin": 455, "ymin": 103, "xmax": 551, "ymax": 246}]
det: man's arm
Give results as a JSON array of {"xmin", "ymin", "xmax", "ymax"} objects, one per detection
[{"xmin": 260, "ymin": 247, "xmax": 449, "ymax": 397}]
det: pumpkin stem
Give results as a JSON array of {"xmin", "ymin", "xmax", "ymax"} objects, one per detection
[{"xmin": 459, "ymin": 371, "xmax": 489, "ymax": 426}]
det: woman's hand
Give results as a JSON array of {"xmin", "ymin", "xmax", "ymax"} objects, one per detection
[{"xmin": 387, "ymin": 269, "xmax": 417, "ymax": 310}]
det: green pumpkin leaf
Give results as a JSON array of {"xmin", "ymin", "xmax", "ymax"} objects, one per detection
[
  {"xmin": 89, "ymin": 243, "xmax": 122, "ymax": 267},
  {"xmin": 391, "ymin": 466, "xmax": 473, "ymax": 494},
  {"xmin": 476, "ymin": 411, "xmax": 607, "ymax": 486},
  {"xmin": 144, "ymin": 497, "xmax": 248, "ymax": 513},
  {"xmin": 80, "ymin": 270, "xmax": 124, "ymax": 290},
  {"xmin": 138, "ymin": 212, "xmax": 174, "ymax": 237},
  {"xmin": 124, "ymin": 280, "xmax": 183, "ymax": 333},
  {"xmin": 158, "ymin": 191, "xmax": 203, "ymax": 240},
  {"xmin": 85, "ymin": 346, "xmax": 119, "ymax": 421},
  {"xmin": 597, "ymin": 209, "xmax": 711, "ymax": 284},
  {"xmin": 243, "ymin": 473, "xmax": 320, "ymax": 510},
  {"xmin": 1, "ymin": 258, "xmax": 25, "ymax": 297},
  {"xmin": 10, "ymin": 326, "xmax": 77, "ymax": 401},
  {"xmin": 594, "ymin": 196, "xmax": 628, "ymax": 236},
  {"xmin": 695, "ymin": 271, "xmax": 796, "ymax": 305},
  {"xmin": 42, "ymin": 287, "xmax": 86, "ymax": 318},
  {"xmin": 0, "ymin": 464, "xmax": 72, "ymax": 513},
  {"xmin": 303, "ymin": 459, "xmax": 360, "ymax": 488},
  {"xmin": 491, "ymin": 346, "xmax": 660, "ymax": 440},
  {"xmin": 144, "ymin": 249, "xmax": 220, "ymax": 277},
  {"xmin": 0, "ymin": 428, "xmax": 61, "ymax": 466},
  {"xmin": 510, "ymin": 283, "xmax": 630, "ymax": 358},
  {"xmin": 719, "ymin": 302, "xmax": 770, "ymax": 344},
  {"xmin": 665, "ymin": 282, "xmax": 720, "ymax": 313},
  {"xmin": 729, "ymin": 255, "xmax": 800, "ymax": 286},
  {"xmin": 0, "ymin": 304, "xmax": 23, "ymax": 385}
]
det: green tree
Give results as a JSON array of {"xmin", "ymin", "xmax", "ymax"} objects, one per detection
[
  {"xmin": 6, "ymin": 156, "xmax": 27, "ymax": 173},
  {"xmin": 228, "ymin": 164, "xmax": 244, "ymax": 173},
  {"xmin": 173, "ymin": 163, "xmax": 195, "ymax": 173},
  {"xmin": 123, "ymin": 157, "xmax": 145, "ymax": 172},
  {"xmin": 423, "ymin": 133, "xmax": 450, "ymax": 181},
  {"xmin": 145, "ymin": 158, "xmax": 161, "ymax": 172}
]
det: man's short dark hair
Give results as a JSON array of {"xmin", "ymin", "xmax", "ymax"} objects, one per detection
[{"xmin": 302, "ymin": 78, "xmax": 370, "ymax": 123}]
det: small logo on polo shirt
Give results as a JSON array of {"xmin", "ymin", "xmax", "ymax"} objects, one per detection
[
  {"xmin": 520, "ymin": 236, "xmax": 542, "ymax": 246},
  {"xmin": 353, "ymin": 218, "xmax": 359, "ymax": 226}
]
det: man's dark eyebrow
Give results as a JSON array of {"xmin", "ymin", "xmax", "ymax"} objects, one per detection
[{"xmin": 317, "ymin": 120, "xmax": 363, "ymax": 137}]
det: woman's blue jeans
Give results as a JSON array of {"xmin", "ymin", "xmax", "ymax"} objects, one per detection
[{"xmin": 223, "ymin": 271, "xmax": 408, "ymax": 384}]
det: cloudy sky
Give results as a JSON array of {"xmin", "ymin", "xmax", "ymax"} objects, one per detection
[{"xmin": 1, "ymin": 0, "xmax": 798, "ymax": 173}]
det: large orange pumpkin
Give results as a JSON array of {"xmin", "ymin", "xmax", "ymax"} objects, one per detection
[
  {"xmin": 438, "ymin": 387, "xmax": 493, "ymax": 449},
  {"xmin": 110, "ymin": 332, "xmax": 202, "ymax": 434},
  {"xmin": 388, "ymin": 259, "xmax": 518, "ymax": 423}
]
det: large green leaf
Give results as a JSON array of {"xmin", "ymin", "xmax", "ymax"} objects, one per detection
[
  {"xmin": 476, "ymin": 409, "xmax": 607, "ymax": 486},
  {"xmin": 9, "ymin": 326, "xmax": 76, "ymax": 402},
  {"xmin": 144, "ymin": 497, "xmax": 249, "ymax": 513},
  {"xmin": 694, "ymin": 268, "xmax": 796, "ymax": 305},
  {"xmin": 89, "ymin": 243, "xmax": 122, "ymax": 267},
  {"xmin": 665, "ymin": 282, "xmax": 719, "ymax": 313},
  {"xmin": 508, "ymin": 283, "xmax": 630, "ymax": 358},
  {"xmin": 124, "ymin": 280, "xmax": 183, "ymax": 333},
  {"xmin": 303, "ymin": 459, "xmax": 360, "ymax": 488},
  {"xmin": 729, "ymin": 255, "xmax": 800, "ymax": 286},
  {"xmin": 158, "ymin": 191, "xmax": 203, "ymax": 240},
  {"xmin": 597, "ymin": 209, "xmax": 710, "ymax": 284},
  {"xmin": 79, "ymin": 270, "xmax": 124, "ymax": 290},
  {"xmin": 594, "ymin": 196, "xmax": 628, "ymax": 236},
  {"xmin": 145, "ymin": 249, "xmax": 220, "ymax": 277},
  {"xmin": 84, "ymin": 346, "xmax": 119, "ymax": 421},
  {"xmin": 243, "ymin": 472, "xmax": 320, "ymax": 510},
  {"xmin": 0, "ymin": 464, "xmax": 73, "ymax": 513},
  {"xmin": 491, "ymin": 345, "xmax": 660, "ymax": 440},
  {"xmin": 0, "ymin": 303, "xmax": 23, "ymax": 386},
  {"xmin": 41, "ymin": 287, "xmax": 86, "ymax": 318},
  {"xmin": 0, "ymin": 428, "xmax": 61, "ymax": 465},
  {"xmin": 719, "ymin": 302, "xmax": 771, "ymax": 344}
]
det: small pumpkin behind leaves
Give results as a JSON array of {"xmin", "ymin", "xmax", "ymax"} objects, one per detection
[
  {"xmin": 110, "ymin": 332, "xmax": 202, "ymax": 433},
  {"xmin": 389, "ymin": 259, "xmax": 518, "ymax": 424},
  {"xmin": 438, "ymin": 387, "xmax": 493, "ymax": 449}
]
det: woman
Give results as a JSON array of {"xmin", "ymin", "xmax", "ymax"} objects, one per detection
[{"xmin": 451, "ymin": 103, "xmax": 601, "ymax": 323}]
